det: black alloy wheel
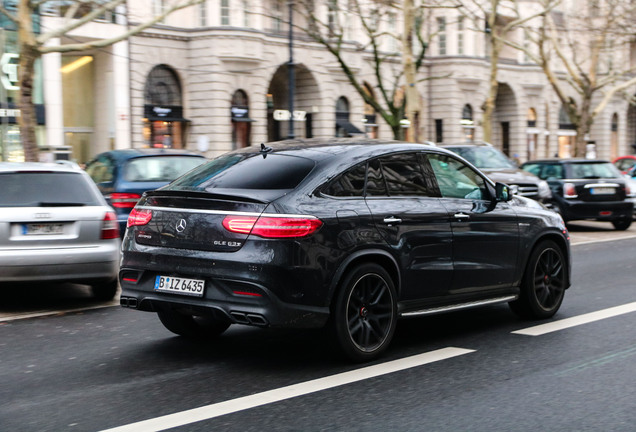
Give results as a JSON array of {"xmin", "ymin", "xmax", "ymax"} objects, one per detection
[
  {"xmin": 332, "ymin": 263, "xmax": 397, "ymax": 362},
  {"xmin": 509, "ymin": 240, "xmax": 566, "ymax": 319},
  {"xmin": 157, "ymin": 310, "xmax": 231, "ymax": 338}
]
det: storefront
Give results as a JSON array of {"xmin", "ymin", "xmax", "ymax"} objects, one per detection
[{"xmin": 143, "ymin": 65, "xmax": 187, "ymax": 148}]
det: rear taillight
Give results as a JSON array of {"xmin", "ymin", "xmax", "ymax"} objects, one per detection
[
  {"xmin": 563, "ymin": 183, "xmax": 578, "ymax": 199},
  {"xmin": 127, "ymin": 208, "xmax": 152, "ymax": 227},
  {"xmin": 222, "ymin": 215, "xmax": 322, "ymax": 238},
  {"xmin": 111, "ymin": 192, "xmax": 142, "ymax": 208},
  {"xmin": 101, "ymin": 211, "xmax": 120, "ymax": 239}
]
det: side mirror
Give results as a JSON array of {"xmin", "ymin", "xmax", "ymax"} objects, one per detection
[{"xmin": 495, "ymin": 182, "xmax": 512, "ymax": 202}]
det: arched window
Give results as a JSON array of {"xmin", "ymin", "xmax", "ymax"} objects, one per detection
[
  {"xmin": 231, "ymin": 89, "xmax": 252, "ymax": 149},
  {"xmin": 461, "ymin": 104, "xmax": 474, "ymax": 141},
  {"xmin": 527, "ymin": 108, "xmax": 537, "ymax": 127},
  {"xmin": 335, "ymin": 96, "xmax": 362, "ymax": 137},
  {"xmin": 558, "ymin": 105, "xmax": 575, "ymax": 130},
  {"xmin": 143, "ymin": 65, "xmax": 187, "ymax": 148}
]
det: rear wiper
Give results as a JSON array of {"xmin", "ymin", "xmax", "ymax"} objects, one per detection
[{"xmin": 36, "ymin": 202, "xmax": 86, "ymax": 207}]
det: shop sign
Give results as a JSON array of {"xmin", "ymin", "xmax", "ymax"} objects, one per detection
[
  {"xmin": 1, "ymin": 53, "xmax": 19, "ymax": 91},
  {"xmin": 273, "ymin": 109, "xmax": 306, "ymax": 121},
  {"xmin": 144, "ymin": 104, "xmax": 183, "ymax": 120}
]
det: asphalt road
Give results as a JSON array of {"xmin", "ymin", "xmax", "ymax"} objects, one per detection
[{"xmin": 1, "ymin": 220, "xmax": 635, "ymax": 431}]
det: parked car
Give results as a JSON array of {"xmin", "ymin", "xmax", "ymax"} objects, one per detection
[
  {"xmin": 612, "ymin": 155, "xmax": 636, "ymax": 174},
  {"xmin": 0, "ymin": 161, "xmax": 120, "ymax": 300},
  {"xmin": 521, "ymin": 159, "xmax": 634, "ymax": 230},
  {"xmin": 119, "ymin": 138, "xmax": 571, "ymax": 361},
  {"xmin": 440, "ymin": 141, "xmax": 552, "ymax": 203},
  {"xmin": 85, "ymin": 149, "xmax": 206, "ymax": 236}
]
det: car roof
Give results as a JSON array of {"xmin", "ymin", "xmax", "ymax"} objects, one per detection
[
  {"xmin": 226, "ymin": 137, "xmax": 447, "ymax": 164},
  {"xmin": 523, "ymin": 158, "xmax": 611, "ymax": 164},
  {"xmin": 94, "ymin": 148, "xmax": 205, "ymax": 161},
  {"xmin": 438, "ymin": 141, "xmax": 493, "ymax": 148},
  {"xmin": 0, "ymin": 161, "xmax": 83, "ymax": 173}
]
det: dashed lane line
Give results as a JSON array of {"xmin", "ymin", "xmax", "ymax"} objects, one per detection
[
  {"xmin": 99, "ymin": 347, "xmax": 475, "ymax": 432},
  {"xmin": 512, "ymin": 301, "xmax": 636, "ymax": 336}
]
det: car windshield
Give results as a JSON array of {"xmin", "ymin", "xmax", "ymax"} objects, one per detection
[
  {"xmin": 167, "ymin": 153, "xmax": 315, "ymax": 191},
  {"xmin": 567, "ymin": 162, "xmax": 622, "ymax": 179},
  {"xmin": 123, "ymin": 156, "xmax": 205, "ymax": 182},
  {"xmin": 0, "ymin": 172, "xmax": 101, "ymax": 207},
  {"xmin": 446, "ymin": 146, "xmax": 517, "ymax": 169}
]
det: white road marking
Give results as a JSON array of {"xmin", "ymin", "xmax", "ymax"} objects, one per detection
[
  {"xmin": 100, "ymin": 347, "xmax": 475, "ymax": 432},
  {"xmin": 0, "ymin": 303, "xmax": 116, "ymax": 322},
  {"xmin": 513, "ymin": 301, "xmax": 636, "ymax": 336}
]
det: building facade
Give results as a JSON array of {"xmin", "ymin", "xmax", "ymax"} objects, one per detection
[{"xmin": 3, "ymin": 0, "xmax": 636, "ymax": 163}]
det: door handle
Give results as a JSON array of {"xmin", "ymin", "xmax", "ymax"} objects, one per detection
[
  {"xmin": 453, "ymin": 212, "xmax": 470, "ymax": 220},
  {"xmin": 383, "ymin": 217, "xmax": 402, "ymax": 224}
]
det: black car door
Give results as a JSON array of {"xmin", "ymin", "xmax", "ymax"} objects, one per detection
[
  {"xmin": 363, "ymin": 152, "xmax": 453, "ymax": 301},
  {"xmin": 425, "ymin": 152, "xmax": 519, "ymax": 294}
]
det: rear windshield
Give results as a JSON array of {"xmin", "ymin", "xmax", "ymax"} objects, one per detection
[
  {"xmin": 446, "ymin": 146, "xmax": 517, "ymax": 169},
  {"xmin": 167, "ymin": 153, "xmax": 315, "ymax": 192},
  {"xmin": 0, "ymin": 172, "xmax": 101, "ymax": 207},
  {"xmin": 566, "ymin": 162, "xmax": 622, "ymax": 179},
  {"xmin": 123, "ymin": 156, "xmax": 205, "ymax": 182}
]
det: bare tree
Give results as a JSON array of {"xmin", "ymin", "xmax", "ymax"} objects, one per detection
[
  {"xmin": 0, "ymin": 0, "xmax": 203, "ymax": 162},
  {"xmin": 457, "ymin": 0, "xmax": 560, "ymax": 143},
  {"xmin": 295, "ymin": 0, "xmax": 434, "ymax": 140},
  {"xmin": 513, "ymin": 0, "xmax": 636, "ymax": 156}
]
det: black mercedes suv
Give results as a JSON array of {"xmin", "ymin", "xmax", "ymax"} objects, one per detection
[{"xmin": 120, "ymin": 138, "xmax": 571, "ymax": 361}]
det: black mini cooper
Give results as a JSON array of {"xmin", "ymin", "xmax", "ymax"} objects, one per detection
[{"xmin": 120, "ymin": 139, "xmax": 571, "ymax": 361}]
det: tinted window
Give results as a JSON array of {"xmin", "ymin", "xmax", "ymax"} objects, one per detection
[
  {"xmin": 365, "ymin": 159, "xmax": 388, "ymax": 196},
  {"xmin": 567, "ymin": 162, "xmax": 621, "ymax": 179},
  {"xmin": 427, "ymin": 153, "xmax": 488, "ymax": 200},
  {"xmin": 446, "ymin": 146, "xmax": 517, "ymax": 169},
  {"xmin": 0, "ymin": 172, "xmax": 101, "ymax": 207},
  {"xmin": 123, "ymin": 156, "xmax": 205, "ymax": 182},
  {"xmin": 323, "ymin": 162, "xmax": 366, "ymax": 197},
  {"xmin": 379, "ymin": 153, "xmax": 432, "ymax": 197},
  {"xmin": 168, "ymin": 153, "xmax": 315, "ymax": 191}
]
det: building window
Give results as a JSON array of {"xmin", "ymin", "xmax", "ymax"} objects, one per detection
[
  {"xmin": 388, "ymin": 13, "xmax": 397, "ymax": 52},
  {"xmin": 243, "ymin": 0, "xmax": 250, "ymax": 27},
  {"xmin": 363, "ymin": 83, "xmax": 378, "ymax": 139},
  {"xmin": 328, "ymin": 0, "xmax": 338, "ymax": 36},
  {"xmin": 199, "ymin": 1, "xmax": 207, "ymax": 26},
  {"xmin": 221, "ymin": 0, "xmax": 230, "ymax": 25},
  {"xmin": 435, "ymin": 119, "xmax": 443, "ymax": 143},
  {"xmin": 461, "ymin": 104, "xmax": 474, "ymax": 140},
  {"xmin": 437, "ymin": 17, "xmax": 446, "ymax": 55},
  {"xmin": 231, "ymin": 90, "xmax": 252, "ymax": 149},
  {"xmin": 273, "ymin": 0, "xmax": 283, "ymax": 32},
  {"xmin": 152, "ymin": 0, "xmax": 165, "ymax": 16},
  {"xmin": 336, "ymin": 96, "xmax": 363, "ymax": 137},
  {"xmin": 143, "ymin": 65, "xmax": 186, "ymax": 149},
  {"xmin": 457, "ymin": 16, "xmax": 464, "ymax": 55}
]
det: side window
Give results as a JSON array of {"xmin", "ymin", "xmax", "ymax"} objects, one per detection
[
  {"xmin": 522, "ymin": 163, "xmax": 542, "ymax": 178},
  {"xmin": 542, "ymin": 164, "xmax": 563, "ymax": 180},
  {"xmin": 366, "ymin": 158, "xmax": 388, "ymax": 196},
  {"xmin": 378, "ymin": 153, "xmax": 433, "ymax": 197},
  {"xmin": 85, "ymin": 157, "xmax": 113, "ymax": 183},
  {"xmin": 323, "ymin": 162, "xmax": 367, "ymax": 197},
  {"xmin": 427, "ymin": 153, "xmax": 488, "ymax": 200}
]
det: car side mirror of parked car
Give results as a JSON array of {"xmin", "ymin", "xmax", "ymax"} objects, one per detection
[{"xmin": 495, "ymin": 182, "xmax": 512, "ymax": 202}]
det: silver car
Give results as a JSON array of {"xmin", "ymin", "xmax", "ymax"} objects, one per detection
[{"xmin": 0, "ymin": 161, "xmax": 120, "ymax": 300}]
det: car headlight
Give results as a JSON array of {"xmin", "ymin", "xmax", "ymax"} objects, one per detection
[{"xmin": 538, "ymin": 180, "xmax": 552, "ymax": 199}]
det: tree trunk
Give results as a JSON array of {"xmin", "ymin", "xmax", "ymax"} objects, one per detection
[{"xmin": 17, "ymin": 0, "xmax": 39, "ymax": 162}]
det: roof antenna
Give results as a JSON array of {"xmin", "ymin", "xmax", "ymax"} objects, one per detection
[{"xmin": 260, "ymin": 143, "xmax": 273, "ymax": 158}]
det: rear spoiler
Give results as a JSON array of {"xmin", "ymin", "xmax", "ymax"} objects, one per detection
[{"xmin": 143, "ymin": 188, "xmax": 289, "ymax": 204}]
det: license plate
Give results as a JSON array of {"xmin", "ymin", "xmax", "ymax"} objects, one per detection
[
  {"xmin": 591, "ymin": 187, "xmax": 614, "ymax": 195},
  {"xmin": 154, "ymin": 275, "xmax": 205, "ymax": 297},
  {"xmin": 22, "ymin": 223, "xmax": 64, "ymax": 235}
]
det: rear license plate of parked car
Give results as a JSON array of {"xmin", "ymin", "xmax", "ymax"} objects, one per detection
[
  {"xmin": 22, "ymin": 223, "xmax": 64, "ymax": 235},
  {"xmin": 154, "ymin": 275, "xmax": 205, "ymax": 297},
  {"xmin": 590, "ymin": 187, "xmax": 615, "ymax": 195}
]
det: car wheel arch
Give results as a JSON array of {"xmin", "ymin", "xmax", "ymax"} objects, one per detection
[
  {"xmin": 327, "ymin": 249, "xmax": 401, "ymax": 306},
  {"xmin": 523, "ymin": 233, "xmax": 571, "ymax": 289}
]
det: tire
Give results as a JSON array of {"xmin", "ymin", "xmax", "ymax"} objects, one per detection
[
  {"xmin": 91, "ymin": 279, "xmax": 118, "ymax": 301},
  {"xmin": 331, "ymin": 263, "xmax": 397, "ymax": 362},
  {"xmin": 612, "ymin": 218, "xmax": 632, "ymax": 231},
  {"xmin": 509, "ymin": 240, "xmax": 566, "ymax": 319},
  {"xmin": 157, "ymin": 310, "xmax": 230, "ymax": 339}
]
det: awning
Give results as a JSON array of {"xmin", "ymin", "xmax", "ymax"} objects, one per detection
[
  {"xmin": 145, "ymin": 116, "xmax": 191, "ymax": 122},
  {"xmin": 337, "ymin": 120, "xmax": 364, "ymax": 136}
]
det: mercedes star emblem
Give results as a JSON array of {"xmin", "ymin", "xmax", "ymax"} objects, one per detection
[{"xmin": 176, "ymin": 219, "xmax": 187, "ymax": 233}]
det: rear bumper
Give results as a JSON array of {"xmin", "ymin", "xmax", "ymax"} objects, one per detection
[
  {"xmin": 0, "ymin": 243, "xmax": 120, "ymax": 283},
  {"xmin": 555, "ymin": 199, "xmax": 634, "ymax": 221}
]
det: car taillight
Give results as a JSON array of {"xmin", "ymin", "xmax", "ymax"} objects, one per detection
[
  {"xmin": 101, "ymin": 211, "xmax": 120, "ymax": 239},
  {"xmin": 563, "ymin": 183, "xmax": 578, "ymax": 199},
  {"xmin": 127, "ymin": 208, "xmax": 153, "ymax": 227},
  {"xmin": 111, "ymin": 192, "xmax": 142, "ymax": 208},
  {"xmin": 222, "ymin": 215, "xmax": 322, "ymax": 238}
]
